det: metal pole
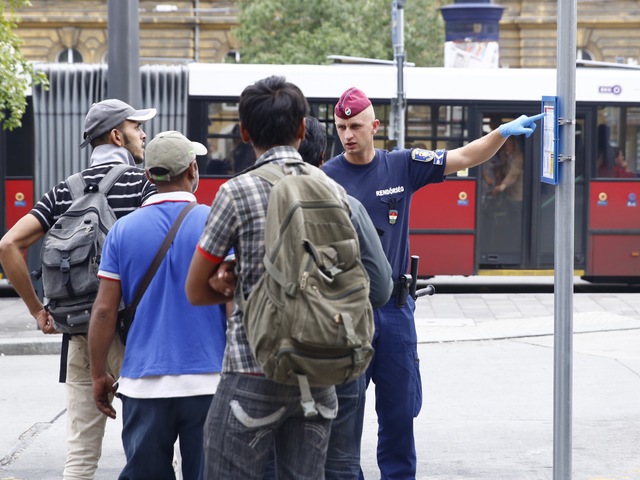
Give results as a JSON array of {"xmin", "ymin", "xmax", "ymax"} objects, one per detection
[
  {"xmin": 553, "ymin": 0, "xmax": 576, "ymax": 477},
  {"xmin": 393, "ymin": 0, "xmax": 406, "ymax": 150},
  {"xmin": 107, "ymin": 0, "xmax": 141, "ymax": 106}
]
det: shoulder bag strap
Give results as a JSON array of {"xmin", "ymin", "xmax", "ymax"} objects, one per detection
[{"xmin": 128, "ymin": 201, "xmax": 197, "ymax": 309}]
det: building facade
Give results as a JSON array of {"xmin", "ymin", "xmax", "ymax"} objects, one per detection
[
  {"xmin": 10, "ymin": 1, "xmax": 240, "ymax": 64},
  {"xmin": 498, "ymin": 0, "xmax": 640, "ymax": 68},
  {"xmin": 7, "ymin": 0, "xmax": 640, "ymax": 68}
]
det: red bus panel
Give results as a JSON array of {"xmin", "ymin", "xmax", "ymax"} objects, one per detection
[
  {"xmin": 589, "ymin": 235, "xmax": 640, "ymax": 277},
  {"xmin": 587, "ymin": 181, "xmax": 640, "ymax": 278},
  {"xmin": 195, "ymin": 177, "xmax": 228, "ymax": 206},
  {"xmin": 411, "ymin": 233, "xmax": 475, "ymax": 276},
  {"xmin": 589, "ymin": 181, "xmax": 639, "ymax": 230},
  {"xmin": 409, "ymin": 179, "xmax": 476, "ymax": 230},
  {"xmin": 409, "ymin": 179, "xmax": 476, "ymax": 277},
  {"xmin": 5, "ymin": 179, "xmax": 34, "ymax": 230}
]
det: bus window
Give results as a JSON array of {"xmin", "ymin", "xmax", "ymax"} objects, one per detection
[
  {"xmin": 595, "ymin": 106, "xmax": 638, "ymax": 179},
  {"xmin": 625, "ymin": 107, "xmax": 640, "ymax": 177}
]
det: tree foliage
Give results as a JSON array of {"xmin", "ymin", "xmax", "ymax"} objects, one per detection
[
  {"xmin": 233, "ymin": 0, "xmax": 445, "ymax": 66},
  {"xmin": 0, "ymin": 0, "xmax": 48, "ymax": 130}
]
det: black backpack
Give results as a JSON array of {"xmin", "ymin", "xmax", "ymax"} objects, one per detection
[{"xmin": 40, "ymin": 164, "xmax": 129, "ymax": 334}]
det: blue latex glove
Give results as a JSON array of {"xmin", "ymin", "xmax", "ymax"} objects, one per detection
[{"xmin": 498, "ymin": 112, "xmax": 545, "ymax": 138}]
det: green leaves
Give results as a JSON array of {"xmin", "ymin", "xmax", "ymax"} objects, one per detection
[
  {"xmin": 233, "ymin": 0, "xmax": 445, "ymax": 67},
  {"xmin": 0, "ymin": 0, "xmax": 49, "ymax": 131}
]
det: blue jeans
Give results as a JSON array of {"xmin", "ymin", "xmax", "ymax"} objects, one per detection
[
  {"xmin": 204, "ymin": 373, "xmax": 337, "ymax": 480},
  {"xmin": 262, "ymin": 376, "xmax": 366, "ymax": 480},
  {"xmin": 325, "ymin": 375, "xmax": 367, "ymax": 480},
  {"xmin": 119, "ymin": 394, "xmax": 213, "ymax": 480},
  {"xmin": 367, "ymin": 296, "xmax": 422, "ymax": 480}
]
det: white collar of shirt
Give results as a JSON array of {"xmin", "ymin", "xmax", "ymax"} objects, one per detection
[{"xmin": 142, "ymin": 191, "xmax": 196, "ymax": 207}]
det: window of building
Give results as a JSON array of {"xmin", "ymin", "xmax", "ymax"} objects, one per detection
[
  {"xmin": 577, "ymin": 48, "xmax": 594, "ymax": 61},
  {"xmin": 57, "ymin": 48, "xmax": 83, "ymax": 64}
]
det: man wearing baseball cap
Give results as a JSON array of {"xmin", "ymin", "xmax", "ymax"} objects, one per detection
[
  {"xmin": 89, "ymin": 130, "xmax": 229, "ymax": 479},
  {"xmin": 0, "ymin": 98, "xmax": 157, "ymax": 479},
  {"xmin": 80, "ymin": 99, "xmax": 156, "ymax": 154},
  {"xmin": 323, "ymin": 87, "xmax": 543, "ymax": 480}
]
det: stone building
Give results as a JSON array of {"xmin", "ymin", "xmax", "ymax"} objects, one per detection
[
  {"xmin": 9, "ymin": 1, "xmax": 240, "ymax": 64},
  {"xmin": 498, "ymin": 0, "xmax": 640, "ymax": 68},
  {"xmin": 6, "ymin": 0, "xmax": 640, "ymax": 68}
]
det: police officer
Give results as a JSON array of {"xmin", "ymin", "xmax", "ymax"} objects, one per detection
[{"xmin": 322, "ymin": 87, "xmax": 543, "ymax": 480}]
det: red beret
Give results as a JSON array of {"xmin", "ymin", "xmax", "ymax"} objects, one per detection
[{"xmin": 334, "ymin": 87, "xmax": 372, "ymax": 119}]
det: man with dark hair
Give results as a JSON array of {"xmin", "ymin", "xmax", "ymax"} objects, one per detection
[
  {"xmin": 0, "ymin": 99, "xmax": 156, "ymax": 479},
  {"xmin": 185, "ymin": 76, "xmax": 344, "ymax": 480}
]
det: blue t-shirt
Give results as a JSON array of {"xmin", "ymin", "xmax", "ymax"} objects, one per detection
[
  {"xmin": 322, "ymin": 148, "xmax": 446, "ymax": 280},
  {"xmin": 99, "ymin": 196, "xmax": 227, "ymax": 379}
]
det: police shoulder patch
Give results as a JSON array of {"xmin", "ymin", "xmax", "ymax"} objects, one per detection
[{"xmin": 411, "ymin": 148, "xmax": 436, "ymax": 163}]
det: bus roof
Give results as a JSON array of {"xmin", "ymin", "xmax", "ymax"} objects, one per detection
[{"xmin": 188, "ymin": 63, "xmax": 640, "ymax": 104}]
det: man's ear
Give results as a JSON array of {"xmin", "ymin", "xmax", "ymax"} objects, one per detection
[
  {"xmin": 109, "ymin": 128, "xmax": 124, "ymax": 147},
  {"xmin": 189, "ymin": 160, "xmax": 199, "ymax": 178},
  {"xmin": 297, "ymin": 118, "xmax": 306, "ymax": 142},
  {"xmin": 372, "ymin": 119, "xmax": 381, "ymax": 136},
  {"xmin": 144, "ymin": 170, "xmax": 156, "ymax": 184},
  {"xmin": 239, "ymin": 123, "xmax": 251, "ymax": 143}
]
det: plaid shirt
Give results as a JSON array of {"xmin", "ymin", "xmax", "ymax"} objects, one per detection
[{"xmin": 198, "ymin": 146, "xmax": 348, "ymax": 373}]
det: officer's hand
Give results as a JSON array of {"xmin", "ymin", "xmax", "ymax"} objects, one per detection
[{"xmin": 498, "ymin": 113, "xmax": 545, "ymax": 138}]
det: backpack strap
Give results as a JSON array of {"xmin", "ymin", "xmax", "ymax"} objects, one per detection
[
  {"xmin": 66, "ymin": 172, "xmax": 87, "ymax": 201},
  {"xmin": 297, "ymin": 374, "xmax": 319, "ymax": 417},
  {"xmin": 98, "ymin": 164, "xmax": 130, "ymax": 193},
  {"xmin": 66, "ymin": 164, "xmax": 130, "ymax": 200}
]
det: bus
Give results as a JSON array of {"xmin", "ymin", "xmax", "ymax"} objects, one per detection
[{"xmin": 2, "ymin": 63, "xmax": 639, "ymax": 283}]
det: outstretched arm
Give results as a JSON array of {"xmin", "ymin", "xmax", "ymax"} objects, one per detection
[{"xmin": 445, "ymin": 113, "xmax": 544, "ymax": 176}]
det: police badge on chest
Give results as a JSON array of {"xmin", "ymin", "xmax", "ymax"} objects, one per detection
[{"xmin": 389, "ymin": 209, "xmax": 398, "ymax": 225}]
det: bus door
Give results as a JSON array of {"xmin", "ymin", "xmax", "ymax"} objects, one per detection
[
  {"xmin": 531, "ymin": 111, "xmax": 589, "ymax": 272},
  {"xmin": 474, "ymin": 109, "xmax": 588, "ymax": 273}
]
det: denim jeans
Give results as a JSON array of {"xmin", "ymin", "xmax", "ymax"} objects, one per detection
[
  {"xmin": 263, "ymin": 375, "xmax": 366, "ymax": 480},
  {"xmin": 367, "ymin": 296, "xmax": 422, "ymax": 480},
  {"xmin": 119, "ymin": 394, "xmax": 213, "ymax": 480},
  {"xmin": 204, "ymin": 373, "xmax": 337, "ymax": 480},
  {"xmin": 325, "ymin": 375, "xmax": 367, "ymax": 480}
]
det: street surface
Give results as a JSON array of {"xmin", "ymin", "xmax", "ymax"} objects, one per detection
[{"xmin": 1, "ymin": 277, "xmax": 639, "ymax": 479}]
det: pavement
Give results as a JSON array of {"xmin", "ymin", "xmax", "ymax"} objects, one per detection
[{"xmin": 1, "ymin": 278, "xmax": 639, "ymax": 479}]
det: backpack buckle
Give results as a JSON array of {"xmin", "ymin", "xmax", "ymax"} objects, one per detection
[
  {"xmin": 301, "ymin": 398, "xmax": 319, "ymax": 418},
  {"xmin": 60, "ymin": 256, "xmax": 70, "ymax": 273},
  {"xmin": 296, "ymin": 374, "xmax": 319, "ymax": 417}
]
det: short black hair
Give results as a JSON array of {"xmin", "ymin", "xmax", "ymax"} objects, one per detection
[
  {"xmin": 238, "ymin": 76, "xmax": 309, "ymax": 150},
  {"xmin": 298, "ymin": 116, "xmax": 326, "ymax": 167}
]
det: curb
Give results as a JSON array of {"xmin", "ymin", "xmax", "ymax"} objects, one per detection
[{"xmin": 0, "ymin": 338, "xmax": 61, "ymax": 356}]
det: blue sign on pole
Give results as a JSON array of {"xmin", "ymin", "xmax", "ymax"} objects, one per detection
[{"xmin": 541, "ymin": 96, "xmax": 559, "ymax": 185}]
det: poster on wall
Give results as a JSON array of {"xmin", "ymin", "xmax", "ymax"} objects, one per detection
[{"xmin": 444, "ymin": 41, "xmax": 500, "ymax": 68}]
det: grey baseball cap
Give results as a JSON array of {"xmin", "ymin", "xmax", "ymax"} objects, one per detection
[
  {"xmin": 80, "ymin": 99, "xmax": 157, "ymax": 148},
  {"xmin": 145, "ymin": 130, "xmax": 207, "ymax": 181}
]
